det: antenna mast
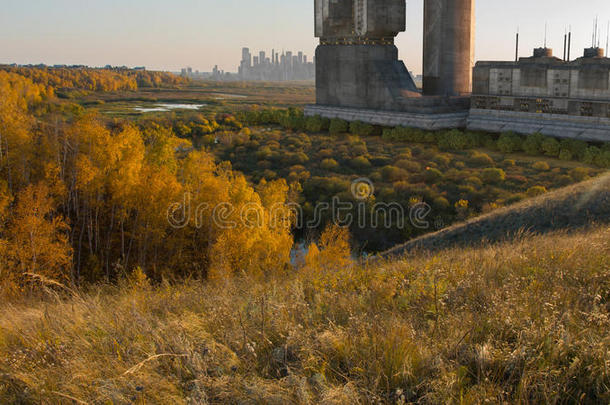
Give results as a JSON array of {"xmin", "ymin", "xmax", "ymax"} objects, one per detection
[
  {"xmin": 568, "ymin": 25, "xmax": 572, "ymax": 62},
  {"xmin": 515, "ymin": 27, "xmax": 519, "ymax": 62}
]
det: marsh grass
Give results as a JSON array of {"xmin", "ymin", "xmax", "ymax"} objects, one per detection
[{"xmin": 1, "ymin": 226, "xmax": 609, "ymax": 404}]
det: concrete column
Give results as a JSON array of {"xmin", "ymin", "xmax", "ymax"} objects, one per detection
[{"xmin": 423, "ymin": 0, "xmax": 475, "ymax": 96}]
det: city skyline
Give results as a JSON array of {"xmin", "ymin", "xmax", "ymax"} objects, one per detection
[{"xmin": 0, "ymin": 0, "xmax": 609, "ymax": 73}]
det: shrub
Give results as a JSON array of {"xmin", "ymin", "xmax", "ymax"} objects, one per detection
[
  {"xmin": 349, "ymin": 121, "xmax": 374, "ymax": 136},
  {"xmin": 317, "ymin": 148, "xmax": 334, "ymax": 159},
  {"xmin": 424, "ymin": 168, "xmax": 444, "ymax": 183},
  {"xmin": 320, "ymin": 158, "xmax": 339, "ymax": 170},
  {"xmin": 437, "ymin": 129, "xmax": 475, "ymax": 150},
  {"xmin": 558, "ymin": 149, "xmax": 573, "ymax": 161},
  {"xmin": 481, "ymin": 168, "xmax": 506, "ymax": 184},
  {"xmin": 561, "ymin": 139, "xmax": 588, "ymax": 161},
  {"xmin": 502, "ymin": 159, "xmax": 516, "ymax": 167},
  {"xmin": 595, "ymin": 150, "xmax": 610, "ymax": 168},
  {"xmin": 582, "ymin": 146, "xmax": 601, "ymax": 165},
  {"xmin": 433, "ymin": 196, "xmax": 451, "ymax": 210},
  {"xmin": 465, "ymin": 176, "xmax": 483, "ymax": 188},
  {"xmin": 522, "ymin": 133, "xmax": 546, "ymax": 155},
  {"xmin": 262, "ymin": 169, "xmax": 277, "ymax": 180},
  {"xmin": 497, "ymin": 132, "xmax": 523, "ymax": 153},
  {"xmin": 350, "ymin": 156, "xmax": 371, "ymax": 169},
  {"xmin": 329, "ymin": 119, "xmax": 349, "ymax": 135},
  {"xmin": 532, "ymin": 161, "xmax": 550, "ymax": 171},
  {"xmin": 395, "ymin": 160, "xmax": 421, "ymax": 173},
  {"xmin": 434, "ymin": 154, "xmax": 451, "ymax": 167},
  {"xmin": 381, "ymin": 165, "xmax": 409, "ymax": 182},
  {"xmin": 569, "ymin": 167, "xmax": 589, "ymax": 182},
  {"xmin": 350, "ymin": 143, "xmax": 368, "ymax": 156},
  {"xmin": 469, "ymin": 151, "xmax": 494, "ymax": 166},
  {"xmin": 541, "ymin": 137, "xmax": 560, "ymax": 157},
  {"xmin": 383, "ymin": 126, "xmax": 426, "ymax": 143},
  {"xmin": 370, "ymin": 156, "xmax": 392, "ymax": 167},
  {"xmin": 305, "ymin": 115, "xmax": 329, "ymax": 132},
  {"xmin": 526, "ymin": 186, "xmax": 547, "ymax": 197}
]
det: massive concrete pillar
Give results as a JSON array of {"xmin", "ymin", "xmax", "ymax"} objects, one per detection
[
  {"xmin": 423, "ymin": 0, "xmax": 475, "ymax": 96},
  {"xmin": 313, "ymin": 0, "xmax": 418, "ymax": 110}
]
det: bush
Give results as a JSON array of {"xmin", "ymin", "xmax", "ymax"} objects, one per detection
[
  {"xmin": 381, "ymin": 165, "xmax": 409, "ymax": 182},
  {"xmin": 561, "ymin": 139, "xmax": 588, "ymax": 161},
  {"xmin": 465, "ymin": 176, "xmax": 483, "ymax": 188},
  {"xmin": 582, "ymin": 146, "xmax": 601, "ymax": 165},
  {"xmin": 541, "ymin": 137, "xmax": 561, "ymax": 157},
  {"xmin": 329, "ymin": 119, "xmax": 349, "ymax": 135},
  {"xmin": 424, "ymin": 168, "xmax": 444, "ymax": 183},
  {"xmin": 497, "ymin": 132, "xmax": 523, "ymax": 153},
  {"xmin": 433, "ymin": 196, "xmax": 451, "ymax": 210},
  {"xmin": 437, "ymin": 129, "xmax": 475, "ymax": 150},
  {"xmin": 349, "ymin": 121, "xmax": 374, "ymax": 136},
  {"xmin": 481, "ymin": 168, "xmax": 506, "ymax": 184},
  {"xmin": 526, "ymin": 186, "xmax": 547, "ymax": 197},
  {"xmin": 382, "ymin": 126, "xmax": 427, "ymax": 143},
  {"xmin": 569, "ymin": 167, "xmax": 589, "ymax": 182},
  {"xmin": 320, "ymin": 158, "xmax": 339, "ymax": 170},
  {"xmin": 350, "ymin": 156, "xmax": 371, "ymax": 169},
  {"xmin": 558, "ymin": 149, "xmax": 573, "ymax": 161},
  {"xmin": 395, "ymin": 159, "xmax": 421, "ymax": 173},
  {"xmin": 595, "ymin": 150, "xmax": 610, "ymax": 168},
  {"xmin": 532, "ymin": 161, "xmax": 550, "ymax": 171},
  {"xmin": 305, "ymin": 115, "xmax": 329, "ymax": 132},
  {"xmin": 522, "ymin": 133, "xmax": 546, "ymax": 155},
  {"xmin": 469, "ymin": 151, "xmax": 494, "ymax": 166}
]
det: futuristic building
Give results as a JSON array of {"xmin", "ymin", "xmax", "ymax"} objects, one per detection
[
  {"xmin": 306, "ymin": 0, "xmax": 475, "ymax": 130},
  {"xmin": 306, "ymin": 0, "xmax": 610, "ymax": 140},
  {"xmin": 469, "ymin": 47, "xmax": 610, "ymax": 141}
]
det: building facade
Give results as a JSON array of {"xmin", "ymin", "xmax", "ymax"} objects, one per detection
[{"xmin": 468, "ymin": 47, "xmax": 610, "ymax": 141}]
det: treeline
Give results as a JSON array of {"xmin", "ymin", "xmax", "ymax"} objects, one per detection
[
  {"xmin": 0, "ymin": 72, "xmax": 292, "ymax": 297},
  {"xmin": 237, "ymin": 108, "xmax": 610, "ymax": 169},
  {"xmin": 0, "ymin": 65, "xmax": 189, "ymax": 92}
]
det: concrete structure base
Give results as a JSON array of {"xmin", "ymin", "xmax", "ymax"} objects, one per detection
[
  {"xmin": 467, "ymin": 109, "xmax": 610, "ymax": 142},
  {"xmin": 305, "ymin": 105, "xmax": 469, "ymax": 130}
]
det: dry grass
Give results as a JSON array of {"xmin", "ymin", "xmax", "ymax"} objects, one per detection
[
  {"xmin": 384, "ymin": 173, "xmax": 610, "ymax": 257},
  {"xmin": 1, "ymin": 226, "xmax": 609, "ymax": 404}
]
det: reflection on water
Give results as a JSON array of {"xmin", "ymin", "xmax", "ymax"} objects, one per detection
[
  {"xmin": 214, "ymin": 93, "xmax": 248, "ymax": 100},
  {"xmin": 134, "ymin": 103, "xmax": 206, "ymax": 113}
]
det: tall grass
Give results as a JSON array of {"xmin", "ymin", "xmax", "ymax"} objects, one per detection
[{"xmin": 1, "ymin": 226, "xmax": 609, "ymax": 404}]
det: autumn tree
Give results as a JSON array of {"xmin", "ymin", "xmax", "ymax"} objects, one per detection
[{"xmin": 6, "ymin": 183, "xmax": 72, "ymax": 289}]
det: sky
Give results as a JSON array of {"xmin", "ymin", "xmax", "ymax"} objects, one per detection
[{"xmin": 0, "ymin": 0, "xmax": 609, "ymax": 74}]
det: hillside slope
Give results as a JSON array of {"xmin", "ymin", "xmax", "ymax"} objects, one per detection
[
  {"xmin": 1, "ymin": 227, "xmax": 608, "ymax": 403},
  {"xmin": 383, "ymin": 172, "xmax": 610, "ymax": 258}
]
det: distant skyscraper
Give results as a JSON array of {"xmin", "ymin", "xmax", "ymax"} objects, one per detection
[
  {"xmin": 237, "ymin": 47, "xmax": 315, "ymax": 81},
  {"xmin": 242, "ymin": 47, "xmax": 252, "ymax": 68}
]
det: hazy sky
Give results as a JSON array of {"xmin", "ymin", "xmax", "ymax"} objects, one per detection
[{"xmin": 1, "ymin": 0, "xmax": 609, "ymax": 74}]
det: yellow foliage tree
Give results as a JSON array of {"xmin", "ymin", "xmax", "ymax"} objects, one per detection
[
  {"xmin": 7, "ymin": 183, "xmax": 72, "ymax": 288},
  {"xmin": 305, "ymin": 224, "xmax": 352, "ymax": 272}
]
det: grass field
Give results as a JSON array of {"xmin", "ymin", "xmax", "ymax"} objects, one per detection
[
  {"xmin": 74, "ymin": 81, "xmax": 315, "ymax": 118},
  {"xmin": 1, "ymin": 223, "xmax": 608, "ymax": 404}
]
